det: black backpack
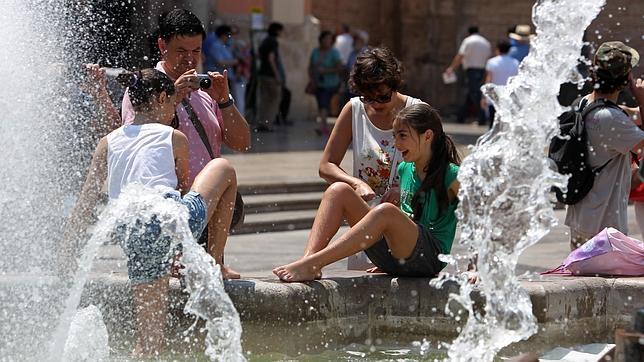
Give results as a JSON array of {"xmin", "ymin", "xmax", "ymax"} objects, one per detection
[{"xmin": 548, "ymin": 97, "xmax": 621, "ymax": 205}]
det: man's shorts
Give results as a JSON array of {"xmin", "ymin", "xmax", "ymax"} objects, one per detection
[
  {"xmin": 118, "ymin": 191, "xmax": 208, "ymax": 285},
  {"xmin": 364, "ymin": 224, "xmax": 444, "ymax": 277}
]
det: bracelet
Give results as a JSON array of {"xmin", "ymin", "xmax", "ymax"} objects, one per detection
[{"xmin": 217, "ymin": 94, "xmax": 235, "ymax": 109}]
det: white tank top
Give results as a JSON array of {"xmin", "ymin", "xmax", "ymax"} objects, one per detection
[
  {"xmin": 107, "ymin": 123, "xmax": 179, "ymax": 199},
  {"xmin": 351, "ymin": 96, "xmax": 423, "ymax": 197}
]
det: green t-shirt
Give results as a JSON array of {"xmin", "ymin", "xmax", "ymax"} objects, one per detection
[{"xmin": 398, "ymin": 162, "xmax": 460, "ymax": 254}]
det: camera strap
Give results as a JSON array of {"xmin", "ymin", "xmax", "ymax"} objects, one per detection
[{"xmin": 181, "ymin": 98, "xmax": 214, "ymax": 159}]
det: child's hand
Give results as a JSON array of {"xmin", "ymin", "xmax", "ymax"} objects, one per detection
[
  {"xmin": 81, "ymin": 63, "xmax": 107, "ymax": 97},
  {"xmin": 380, "ymin": 187, "xmax": 401, "ymax": 206}
]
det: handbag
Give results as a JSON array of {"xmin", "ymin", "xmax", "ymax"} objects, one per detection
[
  {"xmin": 180, "ymin": 99, "xmax": 245, "ymax": 231},
  {"xmin": 305, "ymin": 80, "xmax": 317, "ymax": 95}
]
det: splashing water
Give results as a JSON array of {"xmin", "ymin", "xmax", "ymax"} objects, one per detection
[
  {"xmin": 432, "ymin": 0, "xmax": 606, "ymax": 360},
  {"xmin": 53, "ymin": 184, "xmax": 246, "ymax": 361}
]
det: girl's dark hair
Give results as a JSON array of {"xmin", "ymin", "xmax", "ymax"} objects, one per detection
[
  {"xmin": 396, "ymin": 103, "xmax": 461, "ymax": 220},
  {"xmin": 349, "ymin": 47, "xmax": 403, "ymax": 95},
  {"xmin": 318, "ymin": 30, "xmax": 333, "ymax": 44},
  {"xmin": 117, "ymin": 68, "xmax": 175, "ymax": 111}
]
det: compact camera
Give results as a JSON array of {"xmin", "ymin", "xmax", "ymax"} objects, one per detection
[{"xmin": 191, "ymin": 74, "xmax": 212, "ymax": 89}]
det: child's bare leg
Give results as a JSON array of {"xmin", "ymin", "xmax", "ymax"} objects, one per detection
[
  {"xmin": 274, "ymin": 203, "xmax": 418, "ymax": 282},
  {"xmin": 206, "ymin": 185, "xmax": 240, "ymax": 279},
  {"xmin": 303, "ymin": 182, "xmax": 370, "ymax": 256},
  {"xmin": 132, "ymin": 276, "xmax": 169, "ymax": 357},
  {"xmin": 190, "ymin": 158, "xmax": 240, "ymax": 279}
]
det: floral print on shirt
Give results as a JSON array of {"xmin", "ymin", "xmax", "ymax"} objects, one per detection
[{"xmin": 357, "ymin": 139, "xmax": 399, "ymax": 196}]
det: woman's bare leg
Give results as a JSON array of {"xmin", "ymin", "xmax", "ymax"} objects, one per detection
[
  {"xmin": 132, "ymin": 276, "xmax": 169, "ymax": 357},
  {"xmin": 274, "ymin": 203, "xmax": 419, "ymax": 282},
  {"xmin": 190, "ymin": 158, "xmax": 240, "ymax": 279},
  {"xmin": 303, "ymin": 182, "xmax": 370, "ymax": 256}
]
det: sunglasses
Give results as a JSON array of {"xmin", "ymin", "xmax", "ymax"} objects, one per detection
[{"xmin": 359, "ymin": 90, "xmax": 394, "ymax": 104}]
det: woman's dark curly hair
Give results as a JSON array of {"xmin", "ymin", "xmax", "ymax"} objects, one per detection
[{"xmin": 349, "ymin": 47, "xmax": 403, "ymax": 95}]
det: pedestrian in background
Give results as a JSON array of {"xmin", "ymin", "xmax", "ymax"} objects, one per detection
[
  {"xmin": 308, "ymin": 30, "xmax": 343, "ymax": 136},
  {"xmin": 483, "ymin": 41, "xmax": 519, "ymax": 127},
  {"xmin": 256, "ymin": 22, "xmax": 284, "ymax": 132},
  {"xmin": 445, "ymin": 26, "xmax": 491, "ymax": 125}
]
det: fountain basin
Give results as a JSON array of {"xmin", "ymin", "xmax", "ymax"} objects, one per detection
[{"xmin": 68, "ymin": 269, "xmax": 643, "ymax": 357}]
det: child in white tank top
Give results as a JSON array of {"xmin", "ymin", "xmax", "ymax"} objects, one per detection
[{"xmin": 63, "ymin": 68, "xmax": 239, "ymax": 356}]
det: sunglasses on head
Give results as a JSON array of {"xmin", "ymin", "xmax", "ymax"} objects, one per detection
[{"xmin": 359, "ymin": 90, "xmax": 394, "ymax": 104}]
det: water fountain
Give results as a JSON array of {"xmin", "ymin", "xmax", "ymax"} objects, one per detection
[
  {"xmin": 0, "ymin": 1, "xmax": 245, "ymax": 360},
  {"xmin": 433, "ymin": 0, "xmax": 607, "ymax": 360}
]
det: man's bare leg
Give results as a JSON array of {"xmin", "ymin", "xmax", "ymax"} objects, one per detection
[
  {"xmin": 303, "ymin": 182, "xmax": 370, "ymax": 256},
  {"xmin": 274, "ymin": 203, "xmax": 418, "ymax": 282},
  {"xmin": 132, "ymin": 276, "xmax": 169, "ymax": 357},
  {"xmin": 190, "ymin": 158, "xmax": 241, "ymax": 279}
]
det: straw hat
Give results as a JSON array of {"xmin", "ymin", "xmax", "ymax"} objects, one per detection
[{"xmin": 509, "ymin": 24, "xmax": 533, "ymax": 42}]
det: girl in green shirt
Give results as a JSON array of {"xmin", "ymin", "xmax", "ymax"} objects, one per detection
[{"xmin": 274, "ymin": 103, "xmax": 461, "ymax": 281}]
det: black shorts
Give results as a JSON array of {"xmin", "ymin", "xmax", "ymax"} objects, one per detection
[{"xmin": 364, "ymin": 224, "xmax": 444, "ymax": 277}]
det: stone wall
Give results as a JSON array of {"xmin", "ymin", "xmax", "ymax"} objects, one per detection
[{"xmin": 311, "ymin": 0, "xmax": 644, "ymax": 116}]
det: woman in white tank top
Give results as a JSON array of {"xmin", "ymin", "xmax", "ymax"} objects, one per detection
[
  {"xmin": 63, "ymin": 68, "xmax": 240, "ymax": 356},
  {"xmin": 304, "ymin": 47, "xmax": 425, "ymax": 270}
]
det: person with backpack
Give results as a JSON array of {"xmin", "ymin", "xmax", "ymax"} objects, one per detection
[{"xmin": 561, "ymin": 41, "xmax": 644, "ymax": 250}]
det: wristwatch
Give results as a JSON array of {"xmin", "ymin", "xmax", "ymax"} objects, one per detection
[{"xmin": 217, "ymin": 94, "xmax": 235, "ymax": 109}]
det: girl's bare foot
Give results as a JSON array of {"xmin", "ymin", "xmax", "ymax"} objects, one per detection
[
  {"xmin": 272, "ymin": 258, "xmax": 321, "ymax": 282},
  {"xmin": 221, "ymin": 265, "xmax": 241, "ymax": 279}
]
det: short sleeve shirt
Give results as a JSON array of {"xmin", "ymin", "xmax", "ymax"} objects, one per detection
[
  {"xmin": 310, "ymin": 48, "xmax": 342, "ymax": 89},
  {"xmin": 565, "ymin": 100, "xmax": 644, "ymax": 235},
  {"xmin": 458, "ymin": 34, "xmax": 492, "ymax": 69},
  {"xmin": 485, "ymin": 55, "xmax": 519, "ymax": 85},
  {"xmin": 121, "ymin": 62, "xmax": 225, "ymax": 187},
  {"xmin": 258, "ymin": 36, "xmax": 279, "ymax": 77},
  {"xmin": 398, "ymin": 162, "xmax": 460, "ymax": 254}
]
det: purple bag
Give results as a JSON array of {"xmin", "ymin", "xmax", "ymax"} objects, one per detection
[{"xmin": 543, "ymin": 227, "xmax": 644, "ymax": 276}]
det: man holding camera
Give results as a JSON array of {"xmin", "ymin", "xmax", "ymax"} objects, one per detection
[{"xmin": 121, "ymin": 9, "xmax": 250, "ymax": 279}]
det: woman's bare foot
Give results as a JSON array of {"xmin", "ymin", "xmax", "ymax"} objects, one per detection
[
  {"xmin": 221, "ymin": 265, "xmax": 241, "ymax": 279},
  {"xmin": 273, "ymin": 258, "xmax": 321, "ymax": 282}
]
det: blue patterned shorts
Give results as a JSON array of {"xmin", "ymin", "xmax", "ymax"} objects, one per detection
[{"xmin": 118, "ymin": 191, "xmax": 208, "ymax": 284}]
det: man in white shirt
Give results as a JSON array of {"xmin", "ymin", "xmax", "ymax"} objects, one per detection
[
  {"xmin": 445, "ymin": 26, "xmax": 492, "ymax": 125},
  {"xmin": 484, "ymin": 41, "xmax": 519, "ymax": 127},
  {"xmin": 334, "ymin": 24, "xmax": 354, "ymax": 66}
]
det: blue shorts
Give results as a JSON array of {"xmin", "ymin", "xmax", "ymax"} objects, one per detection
[{"xmin": 118, "ymin": 191, "xmax": 208, "ymax": 284}]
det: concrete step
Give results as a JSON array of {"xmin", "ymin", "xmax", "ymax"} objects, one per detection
[
  {"xmin": 238, "ymin": 180, "xmax": 327, "ymax": 196},
  {"xmin": 243, "ymin": 191, "xmax": 323, "ymax": 213},
  {"xmin": 232, "ymin": 209, "xmax": 317, "ymax": 235}
]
